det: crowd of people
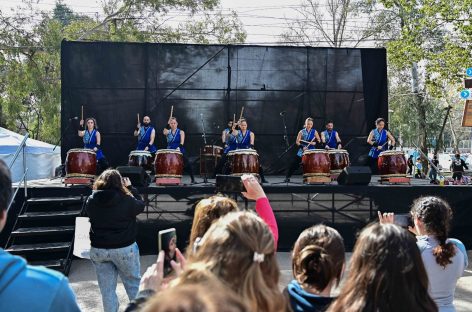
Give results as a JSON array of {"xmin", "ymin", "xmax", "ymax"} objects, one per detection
[{"xmin": 0, "ymin": 159, "xmax": 469, "ymax": 312}]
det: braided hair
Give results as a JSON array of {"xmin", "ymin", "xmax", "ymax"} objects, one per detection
[{"xmin": 410, "ymin": 196, "xmax": 456, "ymax": 267}]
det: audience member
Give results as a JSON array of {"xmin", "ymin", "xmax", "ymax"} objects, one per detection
[
  {"xmin": 188, "ymin": 211, "xmax": 287, "ymax": 312},
  {"xmin": 285, "ymin": 225, "xmax": 345, "ymax": 312},
  {"xmin": 386, "ymin": 197, "xmax": 467, "ymax": 312},
  {"xmin": 0, "ymin": 159, "xmax": 80, "ymax": 312},
  {"xmin": 142, "ymin": 280, "xmax": 248, "ymax": 312},
  {"xmin": 188, "ymin": 173, "xmax": 278, "ymax": 253},
  {"xmin": 86, "ymin": 169, "xmax": 145, "ymax": 312},
  {"xmin": 327, "ymin": 223, "xmax": 437, "ymax": 312},
  {"xmin": 188, "ymin": 195, "xmax": 238, "ymax": 249}
]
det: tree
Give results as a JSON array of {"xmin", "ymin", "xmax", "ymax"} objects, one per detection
[
  {"xmin": 281, "ymin": 0, "xmax": 381, "ymax": 47},
  {"xmin": 0, "ymin": 0, "xmax": 246, "ymax": 143}
]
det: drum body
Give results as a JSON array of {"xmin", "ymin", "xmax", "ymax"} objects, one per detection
[
  {"xmin": 227, "ymin": 149, "xmax": 259, "ymax": 176},
  {"xmin": 129, "ymin": 150, "xmax": 154, "ymax": 171},
  {"xmin": 200, "ymin": 145, "xmax": 223, "ymax": 176},
  {"xmin": 328, "ymin": 149, "xmax": 350, "ymax": 174},
  {"xmin": 154, "ymin": 149, "xmax": 184, "ymax": 178},
  {"xmin": 377, "ymin": 151, "xmax": 407, "ymax": 178},
  {"xmin": 302, "ymin": 149, "xmax": 331, "ymax": 178},
  {"xmin": 65, "ymin": 148, "xmax": 96, "ymax": 178}
]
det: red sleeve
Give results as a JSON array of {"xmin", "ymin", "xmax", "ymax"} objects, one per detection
[{"xmin": 255, "ymin": 197, "xmax": 278, "ymax": 250}]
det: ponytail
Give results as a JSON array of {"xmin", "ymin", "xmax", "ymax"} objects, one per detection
[
  {"xmin": 292, "ymin": 225, "xmax": 345, "ymax": 292},
  {"xmin": 294, "ymin": 245, "xmax": 333, "ymax": 291},
  {"xmin": 411, "ymin": 196, "xmax": 456, "ymax": 268},
  {"xmin": 432, "ymin": 231, "xmax": 456, "ymax": 268}
]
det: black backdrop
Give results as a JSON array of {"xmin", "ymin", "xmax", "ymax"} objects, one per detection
[{"xmin": 61, "ymin": 41, "xmax": 388, "ymax": 173}]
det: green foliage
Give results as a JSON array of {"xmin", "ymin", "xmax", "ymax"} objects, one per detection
[{"xmin": 0, "ymin": 0, "xmax": 245, "ymax": 143}]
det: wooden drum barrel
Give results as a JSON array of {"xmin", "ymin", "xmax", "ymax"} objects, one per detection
[
  {"xmin": 328, "ymin": 149, "xmax": 350, "ymax": 175},
  {"xmin": 200, "ymin": 145, "xmax": 223, "ymax": 177},
  {"xmin": 377, "ymin": 150, "xmax": 407, "ymax": 178},
  {"xmin": 65, "ymin": 148, "xmax": 97, "ymax": 178},
  {"xmin": 129, "ymin": 150, "xmax": 154, "ymax": 171},
  {"xmin": 227, "ymin": 149, "xmax": 259, "ymax": 176},
  {"xmin": 154, "ymin": 149, "xmax": 184, "ymax": 178},
  {"xmin": 302, "ymin": 149, "xmax": 331, "ymax": 183}
]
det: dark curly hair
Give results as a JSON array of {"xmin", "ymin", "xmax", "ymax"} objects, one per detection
[
  {"xmin": 292, "ymin": 224, "xmax": 345, "ymax": 292},
  {"xmin": 410, "ymin": 196, "xmax": 456, "ymax": 267}
]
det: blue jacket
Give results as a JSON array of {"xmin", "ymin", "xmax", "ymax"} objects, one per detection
[
  {"xmin": 0, "ymin": 249, "xmax": 80, "ymax": 312},
  {"xmin": 285, "ymin": 280, "xmax": 334, "ymax": 312}
]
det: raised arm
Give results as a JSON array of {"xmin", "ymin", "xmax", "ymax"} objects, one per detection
[
  {"xmin": 320, "ymin": 131, "xmax": 326, "ymax": 143},
  {"xmin": 134, "ymin": 123, "xmax": 140, "ymax": 137},
  {"xmin": 250, "ymin": 132, "xmax": 255, "ymax": 146},
  {"xmin": 78, "ymin": 119, "xmax": 85, "ymax": 137},
  {"xmin": 180, "ymin": 130, "xmax": 185, "ymax": 145},
  {"xmin": 387, "ymin": 131, "xmax": 396, "ymax": 146}
]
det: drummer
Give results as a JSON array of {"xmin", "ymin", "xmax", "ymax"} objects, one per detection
[
  {"xmin": 78, "ymin": 117, "xmax": 108, "ymax": 174},
  {"xmin": 321, "ymin": 120, "xmax": 342, "ymax": 149},
  {"xmin": 163, "ymin": 117, "xmax": 196, "ymax": 183},
  {"xmin": 233, "ymin": 118, "xmax": 254, "ymax": 149},
  {"xmin": 221, "ymin": 119, "xmax": 234, "ymax": 146},
  {"xmin": 233, "ymin": 118, "xmax": 268, "ymax": 183},
  {"xmin": 213, "ymin": 119, "xmax": 238, "ymax": 177},
  {"xmin": 367, "ymin": 117, "xmax": 395, "ymax": 174},
  {"xmin": 134, "ymin": 115, "xmax": 157, "ymax": 154},
  {"xmin": 284, "ymin": 117, "xmax": 320, "ymax": 183}
]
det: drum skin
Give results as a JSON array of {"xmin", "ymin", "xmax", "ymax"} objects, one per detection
[
  {"xmin": 227, "ymin": 149, "xmax": 259, "ymax": 175},
  {"xmin": 200, "ymin": 145, "xmax": 223, "ymax": 176},
  {"xmin": 377, "ymin": 151, "xmax": 407, "ymax": 177},
  {"xmin": 302, "ymin": 149, "xmax": 331, "ymax": 178},
  {"xmin": 200, "ymin": 145, "xmax": 223, "ymax": 157},
  {"xmin": 328, "ymin": 149, "xmax": 350, "ymax": 174},
  {"xmin": 129, "ymin": 150, "xmax": 154, "ymax": 171},
  {"xmin": 65, "ymin": 148, "xmax": 96, "ymax": 178},
  {"xmin": 154, "ymin": 149, "xmax": 184, "ymax": 178}
]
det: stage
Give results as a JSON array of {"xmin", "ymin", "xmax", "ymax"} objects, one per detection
[{"xmin": 6, "ymin": 175, "xmax": 472, "ymax": 254}]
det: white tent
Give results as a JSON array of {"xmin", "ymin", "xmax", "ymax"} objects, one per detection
[{"xmin": 0, "ymin": 127, "xmax": 61, "ymax": 182}]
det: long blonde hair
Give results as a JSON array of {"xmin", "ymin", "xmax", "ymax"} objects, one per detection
[
  {"xmin": 188, "ymin": 211, "xmax": 286, "ymax": 312},
  {"xmin": 188, "ymin": 195, "xmax": 239, "ymax": 250}
]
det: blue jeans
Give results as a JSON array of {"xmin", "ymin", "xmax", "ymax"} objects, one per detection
[{"xmin": 90, "ymin": 242, "xmax": 141, "ymax": 312}]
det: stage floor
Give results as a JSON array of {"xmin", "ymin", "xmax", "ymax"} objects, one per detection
[{"xmin": 16, "ymin": 174, "xmax": 456, "ymax": 188}]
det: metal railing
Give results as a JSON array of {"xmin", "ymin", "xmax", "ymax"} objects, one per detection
[{"xmin": 7, "ymin": 133, "xmax": 29, "ymax": 211}]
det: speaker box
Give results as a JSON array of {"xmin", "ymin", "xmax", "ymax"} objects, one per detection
[
  {"xmin": 116, "ymin": 166, "xmax": 150, "ymax": 187},
  {"xmin": 337, "ymin": 166, "xmax": 371, "ymax": 185}
]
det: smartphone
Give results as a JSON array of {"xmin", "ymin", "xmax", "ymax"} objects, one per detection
[
  {"xmin": 395, "ymin": 214, "xmax": 413, "ymax": 229},
  {"xmin": 215, "ymin": 174, "xmax": 247, "ymax": 193},
  {"xmin": 158, "ymin": 228, "xmax": 177, "ymax": 276}
]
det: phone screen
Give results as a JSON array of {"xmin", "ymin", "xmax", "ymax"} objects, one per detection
[
  {"xmin": 215, "ymin": 175, "xmax": 246, "ymax": 193},
  {"xmin": 158, "ymin": 228, "xmax": 177, "ymax": 276},
  {"xmin": 394, "ymin": 214, "xmax": 412, "ymax": 229}
]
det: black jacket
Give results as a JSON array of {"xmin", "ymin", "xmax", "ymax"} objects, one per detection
[{"xmin": 85, "ymin": 186, "xmax": 145, "ymax": 249}]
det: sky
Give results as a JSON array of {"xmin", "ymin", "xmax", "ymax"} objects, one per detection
[{"xmin": 0, "ymin": 0, "xmax": 304, "ymax": 44}]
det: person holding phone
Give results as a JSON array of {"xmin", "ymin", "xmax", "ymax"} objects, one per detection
[
  {"xmin": 378, "ymin": 196, "xmax": 467, "ymax": 312},
  {"xmin": 86, "ymin": 169, "xmax": 145, "ymax": 312}
]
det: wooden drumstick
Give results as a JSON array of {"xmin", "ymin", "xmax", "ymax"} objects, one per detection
[
  {"xmin": 233, "ymin": 113, "xmax": 236, "ymax": 126},
  {"xmin": 169, "ymin": 105, "xmax": 174, "ymax": 119},
  {"xmin": 81, "ymin": 105, "xmax": 83, "ymax": 121},
  {"xmin": 137, "ymin": 113, "xmax": 140, "ymax": 124},
  {"xmin": 239, "ymin": 106, "xmax": 245, "ymax": 121}
]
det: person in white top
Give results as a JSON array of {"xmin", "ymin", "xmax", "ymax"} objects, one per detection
[{"xmin": 379, "ymin": 196, "xmax": 468, "ymax": 312}]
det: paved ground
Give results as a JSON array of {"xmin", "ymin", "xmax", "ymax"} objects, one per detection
[{"xmin": 69, "ymin": 251, "xmax": 472, "ymax": 312}]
